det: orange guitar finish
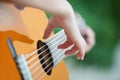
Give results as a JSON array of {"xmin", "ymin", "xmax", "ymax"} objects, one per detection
[{"xmin": 0, "ymin": 7, "xmax": 68, "ymax": 80}]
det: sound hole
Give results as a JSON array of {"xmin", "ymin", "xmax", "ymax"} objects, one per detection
[{"xmin": 37, "ymin": 40, "xmax": 54, "ymax": 75}]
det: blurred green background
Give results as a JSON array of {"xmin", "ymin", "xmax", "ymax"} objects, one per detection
[{"xmin": 47, "ymin": 0, "xmax": 120, "ymax": 69}]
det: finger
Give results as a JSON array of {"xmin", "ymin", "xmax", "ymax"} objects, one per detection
[
  {"xmin": 84, "ymin": 27, "xmax": 95, "ymax": 52},
  {"xmin": 86, "ymin": 36, "xmax": 95, "ymax": 52},
  {"xmin": 74, "ymin": 37, "xmax": 86, "ymax": 60},
  {"xmin": 77, "ymin": 37, "xmax": 86, "ymax": 56},
  {"xmin": 43, "ymin": 22, "xmax": 54, "ymax": 39},
  {"xmin": 58, "ymin": 38, "xmax": 72, "ymax": 49},
  {"xmin": 75, "ymin": 51, "xmax": 84, "ymax": 60},
  {"xmin": 86, "ymin": 32, "xmax": 94, "ymax": 45},
  {"xmin": 65, "ymin": 46, "xmax": 78, "ymax": 55},
  {"xmin": 64, "ymin": 28, "xmax": 87, "ymax": 59}
]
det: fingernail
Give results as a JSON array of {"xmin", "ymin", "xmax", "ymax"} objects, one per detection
[
  {"xmin": 81, "ymin": 55, "xmax": 85, "ymax": 60},
  {"xmin": 81, "ymin": 57, "xmax": 84, "ymax": 60}
]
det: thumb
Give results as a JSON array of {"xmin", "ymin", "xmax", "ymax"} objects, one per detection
[{"xmin": 43, "ymin": 22, "xmax": 54, "ymax": 39}]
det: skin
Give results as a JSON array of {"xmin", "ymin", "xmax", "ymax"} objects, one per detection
[
  {"xmin": 0, "ymin": 0, "xmax": 95, "ymax": 60},
  {"xmin": 0, "ymin": 3, "xmax": 26, "ymax": 33},
  {"xmin": 59, "ymin": 13, "xmax": 95, "ymax": 58}
]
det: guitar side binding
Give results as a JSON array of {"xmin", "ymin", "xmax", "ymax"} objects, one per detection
[{"xmin": 7, "ymin": 38, "xmax": 24, "ymax": 80}]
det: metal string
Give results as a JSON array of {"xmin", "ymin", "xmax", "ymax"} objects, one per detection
[
  {"xmin": 29, "ymin": 35, "xmax": 66, "ymax": 69},
  {"xmin": 26, "ymin": 31, "xmax": 65, "ymax": 64}
]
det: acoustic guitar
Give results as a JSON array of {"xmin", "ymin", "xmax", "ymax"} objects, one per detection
[
  {"xmin": 0, "ymin": 6, "xmax": 85, "ymax": 80},
  {"xmin": 0, "ymin": 7, "xmax": 69, "ymax": 80}
]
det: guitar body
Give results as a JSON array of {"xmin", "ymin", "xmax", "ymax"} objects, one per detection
[{"xmin": 0, "ymin": 5, "xmax": 68, "ymax": 80}]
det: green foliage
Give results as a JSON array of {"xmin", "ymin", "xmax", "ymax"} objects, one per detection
[{"xmin": 68, "ymin": 0, "xmax": 120, "ymax": 68}]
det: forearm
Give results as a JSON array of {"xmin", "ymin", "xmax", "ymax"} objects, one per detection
[
  {"xmin": 2, "ymin": 0, "xmax": 77, "ymax": 31},
  {"xmin": 7, "ymin": 0, "xmax": 74, "ymax": 18}
]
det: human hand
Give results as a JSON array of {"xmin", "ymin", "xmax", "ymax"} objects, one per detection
[
  {"xmin": 75, "ymin": 13, "xmax": 95, "ymax": 53},
  {"xmin": 81, "ymin": 27, "xmax": 95, "ymax": 52},
  {"xmin": 43, "ymin": 15, "xmax": 87, "ymax": 60}
]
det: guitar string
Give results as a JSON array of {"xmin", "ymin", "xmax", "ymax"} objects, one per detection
[
  {"xmin": 25, "ymin": 31, "xmax": 78, "ymax": 79},
  {"xmin": 31, "ymin": 48, "xmax": 62, "ymax": 74},
  {"xmin": 24, "ymin": 29, "xmax": 75, "ymax": 79},
  {"xmin": 25, "ymin": 18, "xmax": 85, "ymax": 59},
  {"xmin": 33, "ymin": 43, "xmax": 79, "ymax": 79},
  {"xmin": 26, "ymin": 33, "xmax": 64, "ymax": 65},
  {"xmin": 25, "ymin": 30, "xmax": 64, "ymax": 60},
  {"xmin": 26, "ymin": 31, "xmax": 65, "ymax": 64},
  {"xmin": 29, "ymin": 35, "xmax": 74, "ymax": 77},
  {"xmin": 33, "ymin": 48, "xmax": 66, "ymax": 80},
  {"xmin": 35, "ymin": 50, "xmax": 79, "ymax": 80},
  {"xmin": 29, "ymin": 35, "xmax": 65, "ymax": 69},
  {"xmin": 31, "ymin": 38, "xmax": 66, "ymax": 74},
  {"xmin": 26, "ymin": 31, "xmax": 64, "ymax": 64},
  {"xmin": 40, "ymin": 55, "xmax": 64, "ymax": 80},
  {"xmin": 26, "ymin": 30, "xmax": 80, "ymax": 79}
]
